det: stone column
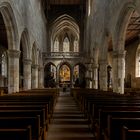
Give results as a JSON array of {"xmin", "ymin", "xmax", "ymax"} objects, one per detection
[
  {"xmin": 23, "ymin": 59, "xmax": 32, "ymax": 90},
  {"xmin": 89, "ymin": 68, "xmax": 93, "ymax": 88},
  {"xmin": 59, "ymin": 41, "xmax": 63, "ymax": 52},
  {"xmin": 71, "ymin": 68, "xmax": 74, "ymax": 88},
  {"xmin": 92, "ymin": 64, "xmax": 98, "ymax": 89},
  {"xmin": 8, "ymin": 50, "xmax": 20, "ymax": 93},
  {"xmin": 0, "ymin": 76, "xmax": 4, "ymax": 87},
  {"xmin": 31, "ymin": 64, "xmax": 39, "ymax": 89},
  {"xmin": 85, "ymin": 64, "xmax": 90, "ymax": 88},
  {"xmin": 112, "ymin": 51, "xmax": 126, "ymax": 94},
  {"xmin": 99, "ymin": 60, "xmax": 108, "ymax": 91},
  {"xmin": 38, "ymin": 66, "xmax": 44, "ymax": 88},
  {"xmin": 85, "ymin": 62, "xmax": 93, "ymax": 88}
]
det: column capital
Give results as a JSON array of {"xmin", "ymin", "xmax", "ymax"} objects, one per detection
[
  {"xmin": 113, "ymin": 50, "xmax": 126, "ymax": 58},
  {"xmin": 38, "ymin": 66, "xmax": 44, "ymax": 71},
  {"xmin": 92, "ymin": 63, "xmax": 99, "ymax": 69},
  {"xmin": 99, "ymin": 59, "xmax": 108, "ymax": 65},
  {"xmin": 32, "ymin": 64, "xmax": 39, "ymax": 69},
  {"xmin": 23, "ymin": 59, "xmax": 32, "ymax": 65},
  {"xmin": 8, "ymin": 50, "xmax": 20, "ymax": 58}
]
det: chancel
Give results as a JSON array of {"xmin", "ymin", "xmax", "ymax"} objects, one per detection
[{"xmin": 0, "ymin": 0, "xmax": 140, "ymax": 140}]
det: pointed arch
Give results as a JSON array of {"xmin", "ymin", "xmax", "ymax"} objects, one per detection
[
  {"xmin": 0, "ymin": 2, "xmax": 19, "ymax": 50},
  {"xmin": 58, "ymin": 61, "xmax": 72, "ymax": 72},
  {"xmin": 38, "ymin": 50, "xmax": 43, "ymax": 67},
  {"xmin": 63, "ymin": 36, "xmax": 70, "ymax": 52},
  {"xmin": 135, "ymin": 44, "xmax": 140, "ymax": 77},
  {"xmin": 32, "ymin": 42, "xmax": 38, "ymax": 65},
  {"xmin": 20, "ymin": 28, "xmax": 30, "ymax": 59},
  {"xmin": 52, "ymin": 37, "xmax": 59, "ymax": 52},
  {"xmin": 51, "ymin": 14, "xmax": 80, "ymax": 52},
  {"xmin": 113, "ymin": 2, "xmax": 135, "ymax": 51}
]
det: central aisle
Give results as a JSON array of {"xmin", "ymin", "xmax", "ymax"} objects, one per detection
[{"xmin": 46, "ymin": 91, "xmax": 94, "ymax": 140}]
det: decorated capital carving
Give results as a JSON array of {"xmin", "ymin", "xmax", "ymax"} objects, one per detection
[
  {"xmin": 8, "ymin": 50, "xmax": 20, "ymax": 58},
  {"xmin": 38, "ymin": 66, "xmax": 44, "ymax": 71},
  {"xmin": 32, "ymin": 64, "xmax": 39, "ymax": 69},
  {"xmin": 99, "ymin": 59, "xmax": 108, "ymax": 65},
  {"xmin": 23, "ymin": 59, "xmax": 32, "ymax": 65},
  {"xmin": 113, "ymin": 50, "xmax": 126, "ymax": 58},
  {"xmin": 92, "ymin": 63, "xmax": 99, "ymax": 69}
]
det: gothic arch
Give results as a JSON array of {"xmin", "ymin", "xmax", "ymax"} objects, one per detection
[
  {"xmin": 44, "ymin": 62, "xmax": 57, "ymax": 78},
  {"xmin": 38, "ymin": 50, "xmax": 43, "ymax": 67},
  {"xmin": 0, "ymin": 2, "xmax": 19, "ymax": 50},
  {"xmin": 45, "ymin": 62, "xmax": 56, "ymax": 69},
  {"xmin": 50, "ymin": 14, "xmax": 80, "ymax": 52},
  {"xmin": 135, "ymin": 44, "xmax": 140, "ymax": 77},
  {"xmin": 20, "ymin": 28, "xmax": 30, "ymax": 59},
  {"xmin": 113, "ymin": 2, "xmax": 135, "ymax": 51},
  {"xmin": 58, "ymin": 61, "xmax": 72, "ymax": 71},
  {"xmin": 73, "ymin": 63, "xmax": 86, "ymax": 70},
  {"xmin": 32, "ymin": 42, "xmax": 38, "ymax": 65}
]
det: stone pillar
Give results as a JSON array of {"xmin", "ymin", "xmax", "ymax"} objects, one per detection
[
  {"xmin": 0, "ymin": 76, "xmax": 4, "ymax": 87},
  {"xmin": 89, "ymin": 69, "xmax": 93, "ymax": 88},
  {"xmin": 71, "ymin": 68, "xmax": 74, "ymax": 88},
  {"xmin": 31, "ymin": 64, "xmax": 39, "ymax": 89},
  {"xmin": 99, "ymin": 60, "xmax": 108, "ymax": 91},
  {"xmin": 92, "ymin": 64, "xmax": 98, "ymax": 89},
  {"xmin": 85, "ymin": 64, "xmax": 90, "ymax": 88},
  {"xmin": 59, "ymin": 41, "xmax": 63, "ymax": 52},
  {"xmin": 38, "ymin": 66, "xmax": 44, "ymax": 88},
  {"xmin": 23, "ymin": 59, "xmax": 32, "ymax": 90},
  {"xmin": 56, "ymin": 66, "xmax": 60, "ymax": 88},
  {"xmin": 8, "ymin": 50, "xmax": 20, "ymax": 93},
  {"xmin": 70, "ymin": 38, "xmax": 74, "ymax": 52},
  {"xmin": 112, "ymin": 51, "xmax": 126, "ymax": 94},
  {"xmin": 85, "ymin": 63, "xmax": 93, "ymax": 88}
]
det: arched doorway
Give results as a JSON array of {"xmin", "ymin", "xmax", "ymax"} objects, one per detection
[
  {"xmin": 19, "ymin": 44, "xmax": 24, "ymax": 90},
  {"xmin": 31, "ymin": 42, "xmax": 38, "ymax": 89},
  {"xmin": 0, "ymin": 2, "xmax": 19, "ymax": 93},
  {"xmin": 73, "ymin": 63, "xmax": 86, "ymax": 88},
  {"xmin": 19, "ymin": 29, "xmax": 31, "ymax": 90},
  {"xmin": 44, "ymin": 63, "xmax": 56, "ymax": 88},
  {"xmin": 59, "ymin": 64, "xmax": 71, "ymax": 88},
  {"xmin": 0, "ymin": 11, "xmax": 8, "ymax": 91}
]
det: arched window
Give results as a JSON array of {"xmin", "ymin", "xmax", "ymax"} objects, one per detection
[
  {"xmin": 88, "ymin": 0, "xmax": 91, "ymax": 16},
  {"xmin": 53, "ymin": 37, "xmax": 59, "ymax": 52},
  {"xmin": 136, "ymin": 45, "xmax": 140, "ymax": 77},
  {"xmin": 74, "ymin": 39, "xmax": 79, "ymax": 52},
  {"xmin": 63, "ymin": 37, "xmax": 70, "ymax": 52},
  {"xmin": 0, "ymin": 52, "xmax": 7, "ymax": 77}
]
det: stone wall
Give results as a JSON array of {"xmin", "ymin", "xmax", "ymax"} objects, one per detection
[
  {"xmin": 125, "ymin": 39, "xmax": 140, "ymax": 88},
  {"xmin": 0, "ymin": 0, "xmax": 47, "ymax": 51}
]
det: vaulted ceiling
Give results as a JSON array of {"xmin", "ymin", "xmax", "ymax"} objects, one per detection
[
  {"xmin": 44, "ymin": 0, "xmax": 86, "ymax": 27},
  {"xmin": 49, "ymin": 0, "xmax": 81, "ymax": 5},
  {"xmin": 125, "ymin": 11, "xmax": 140, "ymax": 45},
  {"xmin": 109, "ymin": 11, "xmax": 140, "ymax": 51},
  {"xmin": 0, "ymin": 13, "xmax": 8, "ymax": 49}
]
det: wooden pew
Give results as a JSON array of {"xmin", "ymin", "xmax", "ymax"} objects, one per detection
[
  {"xmin": 0, "ymin": 88, "xmax": 58, "ymax": 140},
  {"xmin": 0, "ymin": 109, "xmax": 46, "ymax": 140},
  {"xmin": 122, "ymin": 126, "xmax": 140, "ymax": 140},
  {"xmin": 0, "ymin": 116, "xmax": 40, "ymax": 140},
  {"xmin": 0, "ymin": 125, "xmax": 31, "ymax": 140},
  {"xmin": 104, "ymin": 116, "xmax": 140, "ymax": 140},
  {"xmin": 71, "ymin": 88, "xmax": 140, "ymax": 140},
  {"xmin": 0, "ymin": 87, "xmax": 8, "ymax": 95},
  {"xmin": 97, "ymin": 109, "xmax": 140, "ymax": 140}
]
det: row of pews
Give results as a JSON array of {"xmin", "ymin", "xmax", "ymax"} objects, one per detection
[
  {"xmin": 71, "ymin": 88, "xmax": 140, "ymax": 140},
  {"xmin": 0, "ymin": 88, "xmax": 59, "ymax": 140}
]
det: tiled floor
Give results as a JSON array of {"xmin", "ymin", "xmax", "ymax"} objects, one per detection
[{"xmin": 46, "ymin": 91, "xmax": 94, "ymax": 140}]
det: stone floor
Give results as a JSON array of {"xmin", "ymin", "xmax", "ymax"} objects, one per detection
[{"xmin": 46, "ymin": 91, "xmax": 94, "ymax": 140}]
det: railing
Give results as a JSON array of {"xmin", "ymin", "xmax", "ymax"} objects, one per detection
[{"xmin": 44, "ymin": 52, "xmax": 83, "ymax": 58}]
